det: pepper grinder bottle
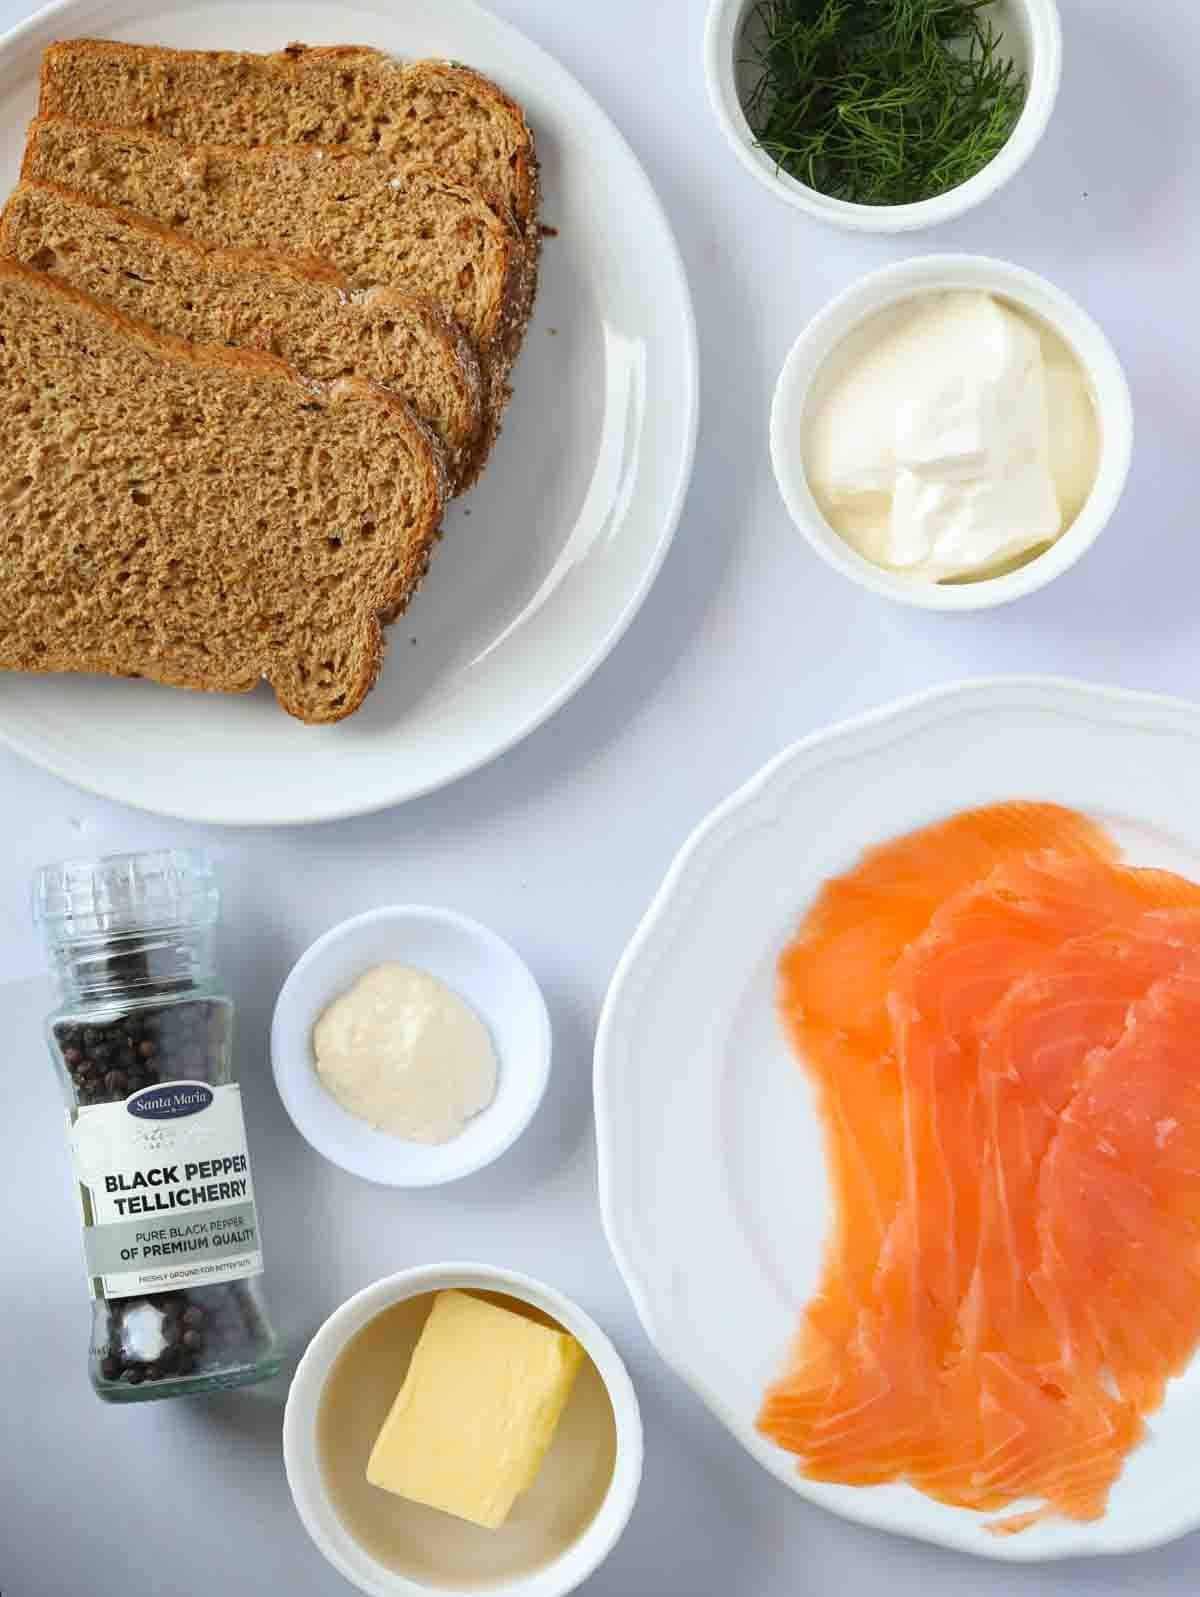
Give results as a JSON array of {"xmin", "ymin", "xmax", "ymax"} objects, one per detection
[{"xmin": 34, "ymin": 849, "xmax": 281, "ymax": 1402}]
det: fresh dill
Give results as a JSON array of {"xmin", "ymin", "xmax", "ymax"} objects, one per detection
[{"xmin": 742, "ymin": 0, "xmax": 1027, "ymax": 206}]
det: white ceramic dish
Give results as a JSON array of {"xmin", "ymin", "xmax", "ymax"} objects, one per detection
[
  {"xmin": 0, "ymin": 0, "xmax": 698, "ymax": 826},
  {"xmin": 704, "ymin": 0, "xmax": 1062, "ymax": 232},
  {"xmin": 283, "ymin": 1261, "xmax": 643, "ymax": 1597},
  {"xmin": 595, "ymin": 677, "xmax": 1200, "ymax": 1561},
  {"xmin": 272, "ymin": 906, "xmax": 551, "ymax": 1187},
  {"xmin": 770, "ymin": 254, "xmax": 1133, "ymax": 611}
]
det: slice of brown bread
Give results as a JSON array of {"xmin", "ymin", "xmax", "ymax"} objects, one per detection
[
  {"xmin": 22, "ymin": 116, "xmax": 529, "ymax": 431},
  {"xmin": 0, "ymin": 178, "xmax": 486, "ymax": 491},
  {"xmin": 0, "ymin": 258, "xmax": 449, "ymax": 723},
  {"xmin": 38, "ymin": 40, "xmax": 539, "ymax": 230}
]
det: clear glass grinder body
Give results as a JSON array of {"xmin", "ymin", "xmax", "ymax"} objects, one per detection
[{"xmin": 34, "ymin": 849, "xmax": 281, "ymax": 1402}]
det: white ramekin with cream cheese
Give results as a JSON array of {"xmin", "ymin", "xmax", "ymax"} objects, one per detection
[{"xmin": 770, "ymin": 255, "xmax": 1133, "ymax": 611}]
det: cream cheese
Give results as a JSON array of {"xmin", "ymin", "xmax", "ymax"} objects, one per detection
[
  {"xmin": 804, "ymin": 291, "xmax": 1100, "ymax": 582},
  {"xmin": 313, "ymin": 964, "xmax": 497, "ymax": 1143}
]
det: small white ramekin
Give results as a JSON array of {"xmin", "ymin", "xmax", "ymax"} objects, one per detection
[
  {"xmin": 704, "ymin": 0, "xmax": 1062, "ymax": 233},
  {"xmin": 282, "ymin": 1263, "xmax": 643, "ymax": 1597},
  {"xmin": 770, "ymin": 254, "xmax": 1134, "ymax": 611},
  {"xmin": 271, "ymin": 906, "xmax": 551, "ymax": 1187}
]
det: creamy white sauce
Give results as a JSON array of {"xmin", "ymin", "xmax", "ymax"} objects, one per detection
[
  {"xmin": 804, "ymin": 291, "xmax": 1101, "ymax": 583},
  {"xmin": 313, "ymin": 964, "xmax": 498, "ymax": 1144}
]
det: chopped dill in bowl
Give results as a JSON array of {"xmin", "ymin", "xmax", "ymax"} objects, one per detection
[{"xmin": 742, "ymin": 0, "xmax": 1028, "ymax": 206}]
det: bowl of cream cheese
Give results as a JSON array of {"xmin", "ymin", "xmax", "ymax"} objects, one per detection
[
  {"xmin": 271, "ymin": 907, "xmax": 552, "ymax": 1186},
  {"xmin": 770, "ymin": 254, "xmax": 1133, "ymax": 610}
]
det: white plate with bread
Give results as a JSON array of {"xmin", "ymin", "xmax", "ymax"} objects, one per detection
[{"xmin": 0, "ymin": 0, "xmax": 697, "ymax": 823}]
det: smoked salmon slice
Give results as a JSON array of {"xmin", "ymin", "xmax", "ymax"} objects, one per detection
[
  {"xmin": 760, "ymin": 805, "xmax": 1200, "ymax": 1535},
  {"xmin": 1035, "ymin": 961, "xmax": 1200, "ymax": 1416},
  {"xmin": 765, "ymin": 805, "xmax": 1116, "ymax": 1445},
  {"xmin": 927, "ymin": 913, "xmax": 1200, "ymax": 1526},
  {"xmin": 793, "ymin": 859, "xmax": 1152, "ymax": 1485},
  {"xmin": 973, "ymin": 912, "xmax": 1200, "ymax": 1370}
]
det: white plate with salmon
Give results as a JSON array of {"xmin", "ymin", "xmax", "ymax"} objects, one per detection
[{"xmin": 595, "ymin": 676, "xmax": 1200, "ymax": 1560}]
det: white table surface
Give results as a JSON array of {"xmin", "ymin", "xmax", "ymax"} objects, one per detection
[{"xmin": 2, "ymin": 0, "xmax": 1198, "ymax": 1591}]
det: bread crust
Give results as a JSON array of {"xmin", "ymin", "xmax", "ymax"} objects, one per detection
[
  {"xmin": 23, "ymin": 116, "xmax": 531, "ymax": 479},
  {"xmin": 36, "ymin": 38, "xmax": 543, "ymax": 469},
  {"xmin": 17, "ymin": 35, "xmax": 546, "ymax": 714},
  {"xmin": 0, "ymin": 177, "xmax": 487, "ymax": 491},
  {"xmin": 0, "ymin": 258, "xmax": 449, "ymax": 722},
  {"xmin": 39, "ymin": 39, "xmax": 541, "ymax": 226}
]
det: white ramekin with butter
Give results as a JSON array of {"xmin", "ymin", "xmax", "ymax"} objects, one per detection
[{"xmin": 283, "ymin": 1263, "xmax": 643, "ymax": 1597}]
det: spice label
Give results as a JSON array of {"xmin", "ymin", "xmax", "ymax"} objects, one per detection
[{"xmin": 69, "ymin": 1081, "xmax": 264, "ymax": 1300}]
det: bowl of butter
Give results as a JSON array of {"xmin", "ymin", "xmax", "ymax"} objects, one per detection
[
  {"xmin": 283, "ymin": 1263, "xmax": 643, "ymax": 1597},
  {"xmin": 770, "ymin": 253, "xmax": 1133, "ymax": 610}
]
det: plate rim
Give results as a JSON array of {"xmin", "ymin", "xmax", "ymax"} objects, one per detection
[
  {"xmin": 0, "ymin": 0, "xmax": 700, "ymax": 827},
  {"xmin": 595, "ymin": 673, "xmax": 1200, "ymax": 1562}
]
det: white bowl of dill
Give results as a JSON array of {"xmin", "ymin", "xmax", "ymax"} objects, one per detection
[{"xmin": 704, "ymin": 0, "xmax": 1062, "ymax": 232}]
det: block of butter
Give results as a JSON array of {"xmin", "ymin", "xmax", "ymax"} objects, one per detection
[{"xmin": 366, "ymin": 1289, "xmax": 585, "ymax": 1529}]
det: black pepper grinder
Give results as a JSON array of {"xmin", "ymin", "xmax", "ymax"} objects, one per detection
[{"xmin": 34, "ymin": 849, "xmax": 281, "ymax": 1402}]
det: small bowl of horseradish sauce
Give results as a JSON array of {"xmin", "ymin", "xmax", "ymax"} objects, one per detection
[
  {"xmin": 271, "ymin": 906, "xmax": 551, "ymax": 1187},
  {"xmin": 770, "ymin": 254, "xmax": 1133, "ymax": 611}
]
